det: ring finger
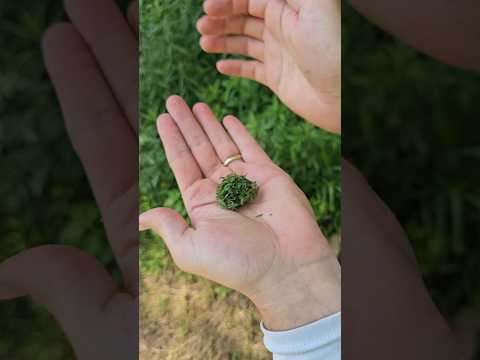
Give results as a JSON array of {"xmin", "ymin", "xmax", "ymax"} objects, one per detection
[{"xmin": 192, "ymin": 103, "xmax": 245, "ymax": 173}]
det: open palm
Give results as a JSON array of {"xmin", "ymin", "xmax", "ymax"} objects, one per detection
[
  {"xmin": 140, "ymin": 96, "xmax": 338, "ymax": 304},
  {"xmin": 197, "ymin": 0, "xmax": 341, "ymax": 132}
]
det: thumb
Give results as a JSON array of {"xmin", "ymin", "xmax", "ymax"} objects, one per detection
[
  {"xmin": 0, "ymin": 245, "xmax": 121, "ymax": 358},
  {"xmin": 0, "ymin": 245, "xmax": 117, "ymax": 306},
  {"xmin": 139, "ymin": 208, "xmax": 192, "ymax": 263}
]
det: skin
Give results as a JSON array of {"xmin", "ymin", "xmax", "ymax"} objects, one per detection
[
  {"xmin": 342, "ymin": 159, "xmax": 463, "ymax": 359},
  {"xmin": 197, "ymin": 0, "xmax": 341, "ymax": 133},
  {"xmin": 348, "ymin": 0, "xmax": 480, "ymax": 72},
  {"xmin": 140, "ymin": 96, "xmax": 341, "ymax": 331},
  {"xmin": 0, "ymin": 1, "xmax": 138, "ymax": 358}
]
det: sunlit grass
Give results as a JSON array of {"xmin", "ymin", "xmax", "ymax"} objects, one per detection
[{"xmin": 139, "ymin": 0, "xmax": 341, "ymax": 274}]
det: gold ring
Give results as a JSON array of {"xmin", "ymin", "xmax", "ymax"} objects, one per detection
[{"xmin": 223, "ymin": 154, "xmax": 243, "ymax": 167}]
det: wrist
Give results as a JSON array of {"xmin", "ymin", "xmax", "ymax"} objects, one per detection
[
  {"xmin": 310, "ymin": 90, "xmax": 341, "ymax": 133},
  {"xmin": 249, "ymin": 256, "xmax": 341, "ymax": 331}
]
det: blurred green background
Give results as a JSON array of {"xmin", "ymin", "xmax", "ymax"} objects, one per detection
[
  {"xmin": 343, "ymin": 2, "xmax": 480, "ymax": 327},
  {"xmin": 0, "ymin": 0, "xmax": 130, "ymax": 358}
]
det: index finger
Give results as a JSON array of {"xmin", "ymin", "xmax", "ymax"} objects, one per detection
[
  {"xmin": 65, "ymin": 0, "xmax": 139, "ymax": 132},
  {"xmin": 157, "ymin": 114, "xmax": 204, "ymax": 193},
  {"xmin": 42, "ymin": 23, "xmax": 138, "ymax": 293}
]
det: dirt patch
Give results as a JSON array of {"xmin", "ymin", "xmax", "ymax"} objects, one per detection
[{"xmin": 140, "ymin": 271, "xmax": 270, "ymax": 360}]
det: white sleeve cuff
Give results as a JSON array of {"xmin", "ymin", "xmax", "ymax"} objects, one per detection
[{"xmin": 261, "ymin": 312, "xmax": 341, "ymax": 360}]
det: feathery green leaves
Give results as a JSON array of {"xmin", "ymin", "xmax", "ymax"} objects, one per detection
[{"xmin": 216, "ymin": 174, "xmax": 259, "ymax": 211}]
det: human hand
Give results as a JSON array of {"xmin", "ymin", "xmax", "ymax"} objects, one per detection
[
  {"xmin": 140, "ymin": 96, "xmax": 341, "ymax": 331},
  {"xmin": 197, "ymin": 0, "xmax": 341, "ymax": 133},
  {"xmin": 342, "ymin": 159, "xmax": 462, "ymax": 359},
  {"xmin": 0, "ymin": 0, "xmax": 138, "ymax": 358},
  {"xmin": 348, "ymin": 0, "xmax": 480, "ymax": 72}
]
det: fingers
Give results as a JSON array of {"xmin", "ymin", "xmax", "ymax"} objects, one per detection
[
  {"xmin": 159, "ymin": 98, "xmax": 271, "ymax": 173},
  {"xmin": 197, "ymin": 15, "xmax": 264, "ymax": 40},
  {"xmin": 0, "ymin": 246, "xmax": 119, "ymax": 346},
  {"xmin": 165, "ymin": 96, "xmax": 224, "ymax": 178},
  {"xmin": 192, "ymin": 103, "xmax": 241, "ymax": 165},
  {"xmin": 203, "ymin": 0, "xmax": 270, "ymax": 18},
  {"xmin": 0, "ymin": 246, "xmax": 116, "ymax": 303},
  {"xmin": 200, "ymin": 35, "xmax": 265, "ymax": 61},
  {"xmin": 199, "ymin": 2, "xmax": 269, "ymax": 80},
  {"xmin": 128, "ymin": 1, "xmax": 139, "ymax": 35},
  {"xmin": 217, "ymin": 59, "xmax": 266, "ymax": 85},
  {"xmin": 223, "ymin": 115, "xmax": 272, "ymax": 163},
  {"xmin": 64, "ymin": 0, "xmax": 139, "ymax": 131},
  {"xmin": 42, "ymin": 24, "xmax": 138, "ymax": 293},
  {"xmin": 156, "ymin": 113, "xmax": 204, "ymax": 193}
]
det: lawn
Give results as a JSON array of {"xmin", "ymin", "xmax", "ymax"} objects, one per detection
[{"xmin": 139, "ymin": 0, "xmax": 341, "ymax": 357}]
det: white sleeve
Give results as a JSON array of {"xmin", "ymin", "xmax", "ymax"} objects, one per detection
[{"xmin": 260, "ymin": 312, "xmax": 341, "ymax": 360}]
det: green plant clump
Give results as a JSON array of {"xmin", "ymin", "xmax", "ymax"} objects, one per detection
[{"xmin": 216, "ymin": 174, "xmax": 259, "ymax": 211}]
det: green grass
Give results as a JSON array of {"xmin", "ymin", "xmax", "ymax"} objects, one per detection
[
  {"xmin": 139, "ymin": 2, "xmax": 340, "ymax": 357},
  {"xmin": 139, "ymin": 0, "xmax": 341, "ymax": 277},
  {"xmin": 343, "ymin": 4, "xmax": 480, "ymax": 319}
]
